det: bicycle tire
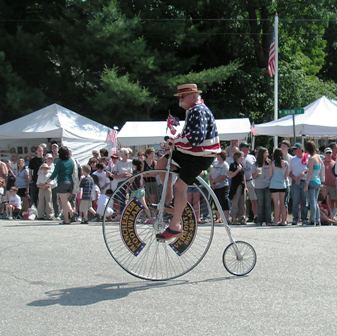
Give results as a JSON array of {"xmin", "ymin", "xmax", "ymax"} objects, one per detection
[{"xmin": 222, "ymin": 241, "xmax": 257, "ymax": 276}]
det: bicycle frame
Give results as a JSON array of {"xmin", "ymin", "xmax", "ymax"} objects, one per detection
[{"xmin": 155, "ymin": 150, "xmax": 242, "ymax": 259}]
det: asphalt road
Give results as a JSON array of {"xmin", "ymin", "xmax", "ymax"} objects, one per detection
[{"xmin": 1, "ymin": 220, "xmax": 337, "ymax": 336}]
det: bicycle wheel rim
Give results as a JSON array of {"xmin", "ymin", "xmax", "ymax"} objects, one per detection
[
  {"xmin": 222, "ymin": 241, "xmax": 257, "ymax": 276},
  {"xmin": 102, "ymin": 170, "xmax": 215, "ymax": 281}
]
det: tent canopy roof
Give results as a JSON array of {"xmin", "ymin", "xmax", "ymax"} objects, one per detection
[
  {"xmin": 255, "ymin": 96, "xmax": 337, "ymax": 137},
  {"xmin": 117, "ymin": 118, "xmax": 251, "ymax": 146},
  {"xmin": 0, "ymin": 104, "xmax": 111, "ymax": 140}
]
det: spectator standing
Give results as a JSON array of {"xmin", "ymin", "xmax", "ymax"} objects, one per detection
[
  {"xmin": 99, "ymin": 148, "xmax": 109, "ymax": 160},
  {"xmin": 15, "ymin": 158, "xmax": 30, "ymax": 211},
  {"xmin": 252, "ymin": 147, "xmax": 272, "ymax": 226},
  {"xmin": 323, "ymin": 147, "xmax": 337, "ymax": 216},
  {"xmin": 79, "ymin": 165, "xmax": 94, "ymax": 224},
  {"xmin": 229, "ymin": 151, "xmax": 246, "ymax": 225},
  {"xmin": 304, "ymin": 141, "xmax": 324, "ymax": 225},
  {"xmin": 289, "ymin": 143, "xmax": 308, "ymax": 225},
  {"xmin": 113, "ymin": 148, "xmax": 133, "ymax": 211},
  {"xmin": 143, "ymin": 148, "xmax": 158, "ymax": 205},
  {"xmin": 240, "ymin": 142, "xmax": 258, "ymax": 222},
  {"xmin": 28, "ymin": 145, "xmax": 44, "ymax": 206},
  {"xmin": 106, "ymin": 154, "xmax": 119, "ymax": 191},
  {"xmin": 51, "ymin": 143, "xmax": 59, "ymax": 162},
  {"xmin": 45, "ymin": 153, "xmax": 59, "ymax": 218},
  {"xmin": 88, "ymin": 158, "xmax": 98, "ymax": 175},
  {"xmin": 209, "ymin": 151, "xmax": 230, "ymax": 223},
  {"xmin": 269, "ymin": 148, "xmax": 289, "ymax": 225},
  {"xmin": 329, "ymin": 142, "xmax": 337, "ymax": 161},
  {"xmin": 9, "ymin": 153, "xmax": 18, "ymax": 177},
  {"xmin": 36, "ymin": 163, "xmax": 55, "ymax": 219},
  {"xmin": 281, "ymin": 140, "xmax": 294, "ymax": 216},
  {"xmin": 0, "ymin": 160, "xmax": 8, "ymax": 183},
  {"xmin": 92, "ymin": 163, "xmax": 110, "ymax": 192},
  {"xmin": 226, "ymin": 140, "xmax": 239, "ymax": 165},
  {"xmin": 47, "ymin": 146, "xmax": 75, "ymax": 224},
  {"xmin": 91, "ymin": 150, "xmax": 100, "ymax": 160}
]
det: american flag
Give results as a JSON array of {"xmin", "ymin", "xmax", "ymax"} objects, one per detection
[
  {"xmin": 166, "ymin": 114, "xmax": 180, "ymax": 135},
  {"xmin": 268, "ymin": 33, "xmax": 276, "ymax": 77},
  {"xmin": 106, "ymin": 129, "xmax": 118, "ymax": 153}
]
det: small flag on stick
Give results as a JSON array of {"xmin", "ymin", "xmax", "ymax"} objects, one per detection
[{"xmin": 166, "ymin": 114, "xmax": 180, "ymax": 135}]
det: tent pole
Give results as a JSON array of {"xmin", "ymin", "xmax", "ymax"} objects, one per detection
[{"xmin": 273, "ymin": 14, "xmax": 279, "ymax": 149}]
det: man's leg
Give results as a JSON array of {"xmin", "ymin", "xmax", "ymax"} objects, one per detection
[
  {"xmin": 168, "ymin": 178, "xmax": 187, "ymax": 232},
  {"xmin": 291, "ymin": 184, "xmax": 300, "ymax": 224}
]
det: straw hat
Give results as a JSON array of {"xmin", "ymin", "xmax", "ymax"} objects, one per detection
[{"xmin": 174, "ymin": 83, "xmax": 202, "ymax": 96}]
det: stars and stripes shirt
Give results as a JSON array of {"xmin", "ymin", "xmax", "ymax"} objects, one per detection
[{"xmin": 175, "ymin": 103, "xmax": 221, "ymax": 157}]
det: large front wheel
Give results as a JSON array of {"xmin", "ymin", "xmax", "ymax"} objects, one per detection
[{"xmin": 102, "ymin": 170, "xmax": 215, "ymax": 281}]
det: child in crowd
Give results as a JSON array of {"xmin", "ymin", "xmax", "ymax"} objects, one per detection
[
  {"xmin": 96, "ymin": 189, "xmax": 114, "ymax": 220},
  {"xmin": 131, "ymin": 159, "xmax": 152, "ymax": 223},
  {"xmin": 92, "ymin": 163, "xmax": 110, "ymax": 192},
  {"xmin": 79, "ymin": 165, "xmax": 94, "ymax": 224},
  {"xmin": 318, "ymin": 186, "xmax": 337, "ymax": 225},
  {"xmin": 36, "ymin": 163, "xmax": 55, "ymax": 219},
  {"xmin": 5, "ymin": 186, "xmax": 22, "ymax": 220}
]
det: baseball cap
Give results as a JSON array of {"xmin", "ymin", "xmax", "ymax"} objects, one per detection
[
  {"xmin": 239, "ymin": 142, "xmax": 250, "ymax": 149},
  {"xmin": 293, "ymin": 143, "xmax": 302, "ymax": 149},
  {"xmin": 324, "ymin": 147, "xmax": 332, "ymax": 154},
  {"xmin": 45, "ymin": 153, "xmax": 53, "ymax": 159}
]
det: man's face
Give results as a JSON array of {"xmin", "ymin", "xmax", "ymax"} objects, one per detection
[
  {"xmin": 295, "ymin": 148, "xmax": 303, "ymax": 157},
  {"xmin": 241, "ymin": 147, "xmax": 249, "ymax": 156},
  {"xmin": 178, "ymin": 93, "xmax": 195, "ymax": 110},
  {"xmin": 280, "ymin": 144, "xmax": 289, "ymax": 153},
  {"xmin": 231, "ymin": 140, "xmax": 239, "ymax": 147},
  {"xmin": 18, "ymin": 159, "xmax": 24, "ymax": 167},
  {"xmin": 36, "ymin": 147, "xmax": 44, "ymax": 157},
  {"xmin": 325, "ymin": 152, "xmax": 332, "ymax": 160}
]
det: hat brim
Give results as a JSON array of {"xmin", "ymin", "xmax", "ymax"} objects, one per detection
[{"xmin": 174, "ymin": 90, "xmax": 202, "ymax": 97}]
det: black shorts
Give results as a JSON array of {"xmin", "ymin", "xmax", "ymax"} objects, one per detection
[
  {"xmin": 167, "ymin": 150, "xmax": 214, "ymax": 185},
  {"xmin": 270, "ymin": 188, "xmax": 287, "ymax": 193},
  {"xmin": 17, "ymin": 188, "xmax": 27, "ymax": 198},
  {"xmin": 56, "ymin": 181, "xmax": 73, "ymax": 193}
]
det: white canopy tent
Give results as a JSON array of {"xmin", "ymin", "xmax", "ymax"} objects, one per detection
[
  {"xmin": 255, "ymin": 96, "xmax": 337, "ymax": 137},
  {"xmin": 0, "ymin": 104, "xmax": 111, "ymax": 164},
  {"xmin": 117, "ymin": 118, "xmax": 251, "ymax": 146}
]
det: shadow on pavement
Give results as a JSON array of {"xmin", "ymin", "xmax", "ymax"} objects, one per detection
[{"xmin": 27, "ymin": 275, "xmax": 239, "ymax": 307}]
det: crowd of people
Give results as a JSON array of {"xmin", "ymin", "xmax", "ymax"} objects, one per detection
[{"xmin": 1, "ymin": 137, "xmax": 337, "ymax": 227}]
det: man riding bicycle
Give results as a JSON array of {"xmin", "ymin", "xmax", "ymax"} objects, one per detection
[{"xmin": 156, "ymin": 83, "xmax": 221, "ymax": 240}]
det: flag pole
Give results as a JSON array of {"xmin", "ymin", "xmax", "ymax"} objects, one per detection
[{"xmin": 273, "ymin": 14, "xmax": 279, "ymax": 149}]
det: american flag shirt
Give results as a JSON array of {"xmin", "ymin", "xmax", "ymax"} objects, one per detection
[{"xmin": 175, "ymin": 103, "xmax": 221, "ymax": 157}]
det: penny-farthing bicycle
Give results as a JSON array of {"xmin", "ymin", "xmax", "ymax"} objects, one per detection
[{"xmin": 102, "ymin": 152, "xmax": 256, "ymax": 281}]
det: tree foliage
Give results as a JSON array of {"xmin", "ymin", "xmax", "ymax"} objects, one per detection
[{"xmin": 0, "ymin": 0, "xmax": 336, "ymax": 127}]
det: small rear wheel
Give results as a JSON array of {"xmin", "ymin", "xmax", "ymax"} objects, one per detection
[{"xmin": 222, "ymin": 241, "xmax": 256, "ymax": 276}]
